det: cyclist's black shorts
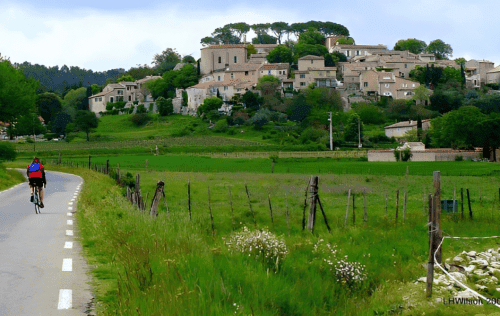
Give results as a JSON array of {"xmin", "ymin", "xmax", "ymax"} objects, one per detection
[{"xmin": 29, "ymin": 178, "xmax": 44, "ymax": 188}]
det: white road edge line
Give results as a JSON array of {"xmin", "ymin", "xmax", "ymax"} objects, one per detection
[
  {"xmin": 69, "ymin": 202, "xmax": 73, "ymax": 205},
  {"xmin": 67, "ymin": 220, "xmax": 73, "ymax": 225},
  {"xmin": 64, "ymin": 242, "xmax": 73, "ymax": 249},
  {"xmin": 57, "ymin": 289, "xmax": 72, "ymax": 309},
  {"xmin": 68, "ymin": 207, "xmax": 73, "ymax": 211},
  {"xmin": 62, "ymin": 258, "xmax": 72, "ymax": 271},
  {"xmin": 66, "ymin": 230, "xmax": 73, "ymax": 236},
  {"xmin": 67, "ymin": 212, "xmax": 73, "ymax": 216}
]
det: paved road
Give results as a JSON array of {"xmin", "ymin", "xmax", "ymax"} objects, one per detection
[{"xmin": 0, "ymin": 170, "xmax": 93, "ymax": 315}]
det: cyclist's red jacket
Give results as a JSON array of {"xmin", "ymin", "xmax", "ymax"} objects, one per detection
[{"xmin": 27, "ymin": 163, "xmax": 45, "ymax": 180}]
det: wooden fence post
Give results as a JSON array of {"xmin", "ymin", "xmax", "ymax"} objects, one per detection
[
  {"xmin": 208, "ymin": 185, "xmax": 215, "ymax": 237},
  {"xmin": 302, "ymin": 183, "xmax": 309, "ymax": 231},
  {"xmin": 188, "ymin": 179, "xmax": 192, "ymax": 220},
  {"xmin": 268, "ymin": 194, "xmax": 274, "ymax": 228},
  {"xmin": 316, "ymin": 194, "xmax": 331, "ymax": 233},
  {"xmin": 428, "ymin": 194, "xmax": 432, "ymax": 249},
  {"xmin": 433, "ymin": 171, "xmax": 442, "ymax": 264},
  {"xmin": 363, "ymin": 190, "xmax": 367, "ymax": 226},
  {"xmin": 427, "ymin": 193, "xmax": 435, "ymax": 298},
  {"xmin": 467, "ymin": 188, "xmax": 472, "ymax": 219},
  {"xmin": 145, "ymin": 159, "xmax": 148, "ymax": 172},
  {"xmin": 395, "ymin": 190, "xmax": 399, "ymax": 224},
  {"xmin": 245, "ymin": 182, "xmax": 257, "ymax": 228},
  {"xmin": 58, "ymin": 151, "xmax": 61, "ymax": 165},
  {"xmin": 344, "ymin": 189, "xmax": 351, "ymax": 228},
  {"xmin": 106, "ymin": 160, "xmax": 109, "ymax": 175},
  {"xmin": 149, "ymin": 181, "xmax": 165, "ymax": 218},
  {"xmin": 135, "ymin": 174, "xmax": 142, "ymax": 210},
  {"xmin": 403, "ymin": 191, "xmax": 407, "ymax": 224},
  {"xmin": 88, "ymin": 155, "xmax": 91, "ymax": 170},
  {"xmin": 307, "ymin": 176, "xmax": 319, "ymax": 233}
]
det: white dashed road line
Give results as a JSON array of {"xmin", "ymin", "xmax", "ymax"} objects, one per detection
[
  {"xmin": 57, "ymin": 289, "xmax": 72, "ymax": 309},
  {"xmin": 64, "ymin": 242, "xmax": 73, "ymax": 249},
  {"xmin": 62, "ymin": 259, "xmax": 72, "ymax": 272},
  {"xmin": 67, "ymin": 212, "xmax": 72, "ymax": 216},
  {"xmin": 67, "ymin": 220, "xmax": 73, "ymax": 225},
  {"xmin": 66, "ymin": 230, "xmax": 73, "ymax": 236},
  {"xmin": 68, "ymin": 207, "xmax": 73, "ymax": 211}
]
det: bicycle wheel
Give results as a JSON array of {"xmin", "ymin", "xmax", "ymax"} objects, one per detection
[{"xmin": 34, "ymin": 188, "xmax": 40, "ymax": 214}]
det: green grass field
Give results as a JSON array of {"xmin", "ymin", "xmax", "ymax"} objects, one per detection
[
  {"xmin": 0, "ymin": 163, "xmax": 25, "ymax": 191},
  {"xmin": 7, "ymin": 158, "xmax": 500, "ymax": 315}
]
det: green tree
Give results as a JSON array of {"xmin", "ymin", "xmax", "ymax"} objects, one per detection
[
  {"xmin": 156, "ymin": 97, "xmax": 174, "ymax": 116},
  {"xmin": 252, "ymin": 34, "xmax": 277, "ymax": 44},
  {"xmin": 51, "ymin": 111, "xmax": 72, "ymax": 136},
  {"xmin": 125, "ymin": 64, "xmax": 154, "ymax": 80},
  {"xmin": 393, "ymin": 38, "xmax": 427, "ymax": 54},
  {"xmin": 115, "ymin": 74, "xmax": 135, "ymax": 82},
  {"xmin": 426, "ymin": 39, "xmax": 453, "ymax": 60},
  {"xmin": 0, "ymin": 60, "xmax": 39, "ymax": 139},
  {"xmin": 344, "ymin": 111, "xmax": 363, "ymax": 142},
  {"xmin": 90, "ymin": 84, "xmax": 101, "ymax": 95},
  {"xmin": 287, "ymin": 94, "xmax": 310, "ymax": 122},
  {"xmin": 474, "ymin": 114, "xmax": 500, "ymax": 160},
  {"xmin": 197, "ymin": 97, "xmax": 223, "ymax": 117},
  {"xmin": 74, "ymin": 110, "xmax": 98, "ymax": 141},
  {"xmin": 152, "ymin": 48, "xmax": 181, "ymax": 73},
  {"xmin": 298, "ymin": 27, "xmax": 325, "ymax": 45},
  {"xmin": 336, "ymin": 37, "xmax": 354, "ymax": 45},
  {"xmin": 37, "ymin": 92, "xmax": 63, "ymax": 123},
  {"xmin": 290, "ymin": 22, "xmax": 308, "ymax": 38},
  {"xmin": 246, "ymin": 44, "xmax": 257, "ymax": 59},
  {"xmin": 212, "ymin": 26, "xmax": 241, "ymax": 44},
  {"xmin": 200, "ymin": 36, "xmax": 218, "ymax": 47},
  {"xmin": 15, "ymin": 112, "xmax": 45, "ymax": 136},
  {"xmin": 324, "ymin": 52, "xmax": 347, "ymax": 67},
  {"xmin": 63, "ymin": 87, "xmax": 87, "ymax": 118},
  {"xmin": 293, "ymin": 43, "xmax": 328, "ymax": 60},
  {"xmin": 0, "ymin": 142, "xmax": 16, "ymax": 161},
  {"xmin": 351, "ymin": 102, "xmax": 385, "ymax": 124},
  {"xmin": 182, "ymin": 55, "xmax": 196, "ymax": 63},
  {"xmin": 455, "ymin": 57, "xmax": 466, "ymax": 66},
  {"xmin": 270, "ymin": 22, "xmax": 289, "ymax": 45},
  {"xmin": 256, "ymin": 75, "xmax": 281, "ymax": 96},
  {"xmin": 242, "ymin": 91, "xmax": 261, "ymax": 111},
  {"xmin": 228, "ymin": 22, "xmax": 251, "ymax": 41},
  {"xmin": 251, "ymin": 23, "xmax": 271, "ymax": 37},
  {"xmin": 266, "ymin": 45, "xmax": 293, "ymax": 64}
]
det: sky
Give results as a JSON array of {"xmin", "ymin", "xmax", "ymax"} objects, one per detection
[{"xmin": 0, "ymin": 0, "xmax": 499, "ymax": 72}]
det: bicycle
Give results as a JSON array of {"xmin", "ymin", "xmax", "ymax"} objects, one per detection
[{"xmin": 33, "ymin": 186, "xmax": 41, "ymax": 214}]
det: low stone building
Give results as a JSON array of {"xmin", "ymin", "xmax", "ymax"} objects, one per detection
[
  {"xmin": 329, "ymin": 44, "xmax": 388, "ymax": 59},
  {"xmin": 384, "ymin": 119, "xmax": 430, "ymax": 138},
  {"xmin": 487, "ymin": 65, "xmax": 500, "ymax": 84},
  {"xmin": 294, "ymin": 55, "xmax": 337, "ymax": 90}
]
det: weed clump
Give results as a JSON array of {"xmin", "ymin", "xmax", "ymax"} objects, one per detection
[{"xmin": 225, "ymin": 226, "xmax": 288, "ymax": 271}]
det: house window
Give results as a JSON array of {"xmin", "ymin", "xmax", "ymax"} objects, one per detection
[
  {"xmin": 110, "ymin": 97, "xmax": 114, "ymax": 103},
  {"xmin": 412, "ymin": 84, "xmax": 415, "ymax": 87},
  {"xmin": 346, "ymin": 51, "xmax": 350, "ymax": 57},
  {"xmin": 224, "ymin": 86, "xmax": 228, "ymax": 91},
  {"xmin": 218, "ymin": 76, "xmax": 221, "ymax": 81},
  {"xmin": 363, "ymin": 82, "xmax": 368, "ymax": 87},
  {"xmin": 356, "ymin": 50, "xmax": 360, "ymax": 56},
  {"xmin": 311, "ymin": 60, "xmax": 313, "ymax": 64},
  {"xmin": 300, "ymin": 74, "xmax": 305, "ymax": 78},
  {"xmin": 385, "ymin": 84, "xmax": 390, "ymax": 88},
  {"xmin": 218, "ymin": 57, "xmax": 222, "ymax": 63},
  {"xmin": 403, "ymin": 83, "xmax": 407, "ymax": 88},
  {"xmin": 95, "ymin": 98, "xmax": 98, "ymax": 102},
  {"xmin": 300, "ymin": 82, "xmax": 306, "ymax": 86},
  {"xmin": 99, "ymin": 97, "xmax": 102, "ymax": 101},
  {"xmin": 278, "ymin": 71, "xmax": 281, "ymax": 75},
  {"xmin": 404, "ymin": 64, "xmax": 408, "ymax": 68},
  {"xmin": 129, "ymin": 95, "xmax": 131, "ymax": 101},
  {"xmin": 234, "ymin": 56, "xmax": 237, "ymax": 63},
  {"xmin": 245, "ymin": 71, "xmax": 249, "ymax": 76},
  {"xmin": 231, "ymin": 73, "xmax": 234, "ymax": 79}
]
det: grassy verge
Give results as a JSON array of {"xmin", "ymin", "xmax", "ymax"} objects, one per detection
[{"xmin": 0, "ymin": 163, "xmax": 26, "ymax": 191}]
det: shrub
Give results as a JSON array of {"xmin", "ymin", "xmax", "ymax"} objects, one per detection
[
  {"xmin": 0, "ymin": 142, "xmax": 17, "ymax": 161},
  {"xmin": 247, "ymin": 108, "xmax": 272, "ymax": 130},
  {"xmin": 214, "ymin": 119, "xmax": 228, "ymax": 133},
  {"xmin": 136, "ymin": 104, "xmax": 147, "ymax": 114},
  {"xmin": 226, "ymin": 227, "xmax": 288, "ymax": 271},
  {"xmin": 26, "ymin": 136, "xmax": 34, "ymax": 143},
  {"xmin": 133, "ymin": 100, "xmax": 139, "ymax": 105},
  {"xmin": 129, "ymin": 113, "xmax": 151, "ymax": 126},
  {"xmin": 106, "ymin": 102, "xmax": 114, "ymax": 111},
  {"xmin": 227, "ymin": 128, "xmax": 236, "ymax": 135},
  {"xmin": 394, "ymin": 147, "xmax": 412, "ymax": 162},
  {"xmin": 455, "ymin": 155, "xmax": 464, "ymax": 161},
  {"xmin": 148, "ymin": 103, "xmax": 154, "ymax": 112},
  {"xmin": 157, "ymin": 97, "xmax": 174, "ymax": 116},
  {"xmin": 44, "ymin": 132, "xmax": 58, "ymax": 140}
]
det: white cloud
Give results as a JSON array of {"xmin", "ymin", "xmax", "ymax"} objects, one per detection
[{"xmin": 0, "ymin": 3, "xmax": 299, "ymax": 71}]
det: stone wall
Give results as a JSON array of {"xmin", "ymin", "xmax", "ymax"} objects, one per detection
[{"xmin": 368, "ymin": 150, "xmax": 482, "ymax": 162}]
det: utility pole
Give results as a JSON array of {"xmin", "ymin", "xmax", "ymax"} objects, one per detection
[{"xmin": 328, "ymin": 112, "xmax": 333, "ymax": 150}]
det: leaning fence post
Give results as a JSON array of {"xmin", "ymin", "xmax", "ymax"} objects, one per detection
[
  {"xmin": 245, "ymin": 182, "xmax": 257, "ymax": 228},
  {"xmin": 467, "ymin": 188, "xmax": 472, "ymax": 220},
  {"xmin": 268, "ymin": 194, "xmax": 274, "ymax": 229},
  {"xmin": 432, "ymin": 171, "xmax": 442, "ymax": 264},
  {"xmin": 302, "ymin": 182, "xmax": 309, "ymax": 231},
  {"xmin": 106, "ymin": 160, "xmax": 109, "ymax": 175},
  {"xmin": 149, "ymin": 181, "xmax": 165, "ymax": 218},
  {"xmin": 307, "ymin": 176, "xmax": 319, "ymax": 233},
  {"xmin": 88, "ymin": 155, "xmax": 91, "ymax": 170}
]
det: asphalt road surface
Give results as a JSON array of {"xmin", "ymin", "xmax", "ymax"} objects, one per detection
[{"xmin": 0, "ymin": 170, "xmax": 93, "ymax": 315}]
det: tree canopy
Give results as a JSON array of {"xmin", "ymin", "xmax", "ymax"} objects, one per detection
[
  {"xmin": 393, "ymin": 38, "xmax": 427, "ymax": 54},
  {"xmin": 151, "ymin": 48, "xmax": 181, "ymax": 74},
  {"xmin": 74, "ymin": 110, "xmax": 98, "ymax": 141},
  {"xmin": 426, "ymin": 39, "xmax": 453, "ymax": 60},
  {"xmin": 266, "ymin": 45, "xmax": 293, "ymax": 64}
]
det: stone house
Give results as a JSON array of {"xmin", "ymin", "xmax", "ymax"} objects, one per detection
[
  {"xmin": 89, "ymin": 76, "xmax": 160, "ymax": 115},
  {"xmin": 487, "ymin": 65, "xmax": 500, "ymax": 84},
  {"xmin": 252, "ymin": 44, "xmax": 278, "ymax": 54},
  {"xmin": 359, "ymin": 71, "xmax": 420, "ymax": 99},
  {"xmin": 200, "ymin": 44, "xmax": 248, "ymax": 75},
  {"xmin": 465, "ymin": 59, "xmax": 495, "ymax": 87},
  {"xmin": 329, "ymin": 44, "xmax": 388, "ymax": 59},
  {"xmin": 294, "ymin": 55, "xmax": 337, "ymax": 90},
  {"xmin": 384, "ymin": 119, "xmax": 431, "ymax": 138},
  {"xmin": 258, "ymin": 63, "xmax": 289, "ymax": 81}
]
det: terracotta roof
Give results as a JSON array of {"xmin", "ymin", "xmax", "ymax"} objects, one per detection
[
  {"xmin": 299, "ymin": 55, "xmax": 324, "ymax": 60},
  {"xmin": 188, "ymin": 82, "xmax": 216, "ymax": 89},
  {"xmin": 259, "ymin": 63, "xmax": 289, "ymax": 70},
  {"xmin": 107, "ymin": 83, "xmax": 125, "ymax": 89},
  {"xmin": 201, "ymin": 44, "xmax": 247, "ymax": 50},
  {"xmin": 251, "ymin": 44, "xmax": 278, "ymax": 48},
  {"xmin": 89, "ymin": 90, "xmax": 113, "ymax": 98}
]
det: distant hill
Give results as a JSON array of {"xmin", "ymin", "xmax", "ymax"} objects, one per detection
[{"xmin": 14, "ymin": 62, "xmax": 125, "ymax": 95}]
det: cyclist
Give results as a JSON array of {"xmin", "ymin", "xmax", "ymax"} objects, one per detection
[{"xmin": 27, "ymin": 157, "xmax": 46, "ymax": 208}]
